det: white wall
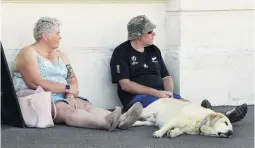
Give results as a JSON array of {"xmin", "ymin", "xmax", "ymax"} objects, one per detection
[
  {"xmin": 166, "ymin": 0, "xmax": 254, "ymax": 105},
  {"xmin": 2, "ymin": 1, "xmax": 254, "ymax": 108},
  {"xmin": 1, "ymin": 3, "xmax": 167, "ymax": 109}
]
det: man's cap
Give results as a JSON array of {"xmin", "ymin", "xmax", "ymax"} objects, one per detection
[{"xmin": 127, "ymin": 15, "xmax": 156, "ymax": 40}]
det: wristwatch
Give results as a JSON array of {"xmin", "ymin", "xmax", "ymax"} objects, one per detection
[{"xmin": 65, "ymin": 84, "xmax": 70, "ymax": 93}]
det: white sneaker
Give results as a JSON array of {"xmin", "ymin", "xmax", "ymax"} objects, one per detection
[
  {"xmin": 105, "ymin": 106, "xmax": 122, "ymax": 131},
  {"xmin": 118, "ymin": 102, "xmax": 143, "ymax": 129}
]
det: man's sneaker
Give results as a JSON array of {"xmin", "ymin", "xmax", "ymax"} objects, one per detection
[
  {"xmin": 201, "ymin": 99, "xmax": 212, "ymax": 109},
  {"xmin": 225, "ymin": 103, "xmax": 248, "ymax": 123}
]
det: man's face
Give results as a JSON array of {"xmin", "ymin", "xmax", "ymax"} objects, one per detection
[{"xmin": 139, "ymin": 30, "xmax": 156, "ymax": 46}]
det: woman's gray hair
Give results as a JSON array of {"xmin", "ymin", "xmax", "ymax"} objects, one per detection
[{"xmin": 33, "ymin": 17, "xmax": 61, "ymax": 41}]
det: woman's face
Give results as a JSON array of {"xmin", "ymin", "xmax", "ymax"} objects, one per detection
[{"xmin": 45, "ymin": 28, "xmax": 62, "ymax": 49}]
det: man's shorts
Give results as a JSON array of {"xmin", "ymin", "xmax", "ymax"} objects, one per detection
[{"xmin": 126, "ymin": 93, "xmax": 182, "ymax": 110}]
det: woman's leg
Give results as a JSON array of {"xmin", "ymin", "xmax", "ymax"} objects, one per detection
[
  {"xmin": 85, "ymin": 102, "xmax": 143, "ymax": 130},
  {"xmin": 74, "ymin": 98, "xmax": 143, "ymax": 129},
  {"xmin": 74, "ymin": 98, "xmax": 112, "ymax": 116},
  {"xmin": 118, "ymin": 102, "xmax": 143, "ymax": 129},
  {"xmin": 53, "ymin": 101, "xmax": 121, "ymax": 131}
]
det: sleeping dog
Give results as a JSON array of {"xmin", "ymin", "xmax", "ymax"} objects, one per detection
[{"xmin": 132, "ymin": 98, "xmax": 233, "ymax": 138}]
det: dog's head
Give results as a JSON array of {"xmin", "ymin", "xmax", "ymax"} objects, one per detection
[{"xmin": 200, "ymin": 113, "xmax": 233, "ymax": 138}]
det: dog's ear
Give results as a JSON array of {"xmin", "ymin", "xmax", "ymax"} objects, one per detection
[{"xmin": 209, "ymin": 113, "xmax": 223, "ymax": 126}]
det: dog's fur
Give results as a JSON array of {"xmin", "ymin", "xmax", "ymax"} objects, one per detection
[{"xmin": 132, "ymin": 98, "xmax": 233, "ymax": 138}]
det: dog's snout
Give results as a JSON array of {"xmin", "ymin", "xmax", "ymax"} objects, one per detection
[
  {"xmin": 218, "ymin": 130, "xmax": 233, "ymax": 137},
  {"xmin": 226, "ymin": 130, "xmax": 233, "ymax": 137}
]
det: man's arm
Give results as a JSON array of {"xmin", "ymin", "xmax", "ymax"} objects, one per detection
[
  {"xmin": 154, "ymin": 46, "xmax": 173, "ymax": 97},
  {"xmin": 162, "ymin": 76, "xmax": 174, "ymax": 97},
  {"xmin": 163, "ymin": 76, "xmax": 174, "ymax": 92}
]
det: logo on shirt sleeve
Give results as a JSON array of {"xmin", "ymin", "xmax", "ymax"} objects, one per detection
[
  {"xmin": 116, "ymin": 65, "xmax": 120, "ymax": 73},
  {"xmin": 152, "ymin": 57, "xmax": 158, "ymax": 63}
]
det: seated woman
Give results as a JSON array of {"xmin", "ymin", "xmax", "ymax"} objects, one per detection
[{"xmin": 12, "ymin": 17, "xmax": 143, "ymax": 131}]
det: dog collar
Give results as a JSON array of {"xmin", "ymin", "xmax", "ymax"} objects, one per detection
[{"xmin": 199, "ymin": 116, "xmax": 209, "ymax": 134}]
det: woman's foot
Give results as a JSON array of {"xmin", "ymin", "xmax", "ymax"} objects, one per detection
[
  {"xmin": 105, "ymin": 107, "xmax": 122, "ymax": 131},
  {"xmin": 225, "ymin": 103, "xmax": 248, "ymax": 123},
  {"xmin": 118, "ymin": 102, "xmax": 143, "ymax": 130}
]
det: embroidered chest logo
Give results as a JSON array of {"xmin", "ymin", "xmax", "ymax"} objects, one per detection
[
  {"xmin": 152, "ymin": 57, "xmax": 158, "ymax": 63},
  {"xmin": 116, "ymin": 65, "xmax": 120, "ymax": 73},
  {"xmin": 131, "ymin": 56, "xmax": 139, "ymax": 65}
]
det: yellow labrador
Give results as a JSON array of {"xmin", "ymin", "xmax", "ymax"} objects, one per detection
[{"xmin": 132, "ymin": 98, "xmax": 233, "ymax": 138}]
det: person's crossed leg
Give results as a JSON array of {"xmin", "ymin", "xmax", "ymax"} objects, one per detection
[{"xmin": 69, "ymin": 96, "xmax": 143, "ymax": 130}]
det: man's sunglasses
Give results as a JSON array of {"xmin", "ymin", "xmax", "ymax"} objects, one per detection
[{"xmin": 147, "ymin": 31, "xmax": 153, "ymax": 34}]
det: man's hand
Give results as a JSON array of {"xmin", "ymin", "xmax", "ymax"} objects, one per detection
[
  {"xmin": 66, "ymin": 94, "xmax": 77, "ymax": 108},
  {"xmin": 165, "ymin": 91, "xmax": 173, "ymax": 98},
  {"xmin": 155, "ymin": 90, "xmax": 172, "ymax": 98}
]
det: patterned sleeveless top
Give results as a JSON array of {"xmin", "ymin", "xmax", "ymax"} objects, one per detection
[{"xmin": 13, "ymin": 51, "xmax": 68, "ymax": 101}]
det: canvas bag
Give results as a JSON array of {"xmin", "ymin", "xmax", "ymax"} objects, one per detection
[{"xmin": 17, "ymin": 86, "xmax": 56, "ymax": 128}]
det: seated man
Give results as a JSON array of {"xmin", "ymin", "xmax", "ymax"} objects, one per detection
[{"xmin": 110, "ymin": 15, "xmax": 247, "ymax": 124}]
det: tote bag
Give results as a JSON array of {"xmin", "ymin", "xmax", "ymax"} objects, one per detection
[{"xmin": 17, "ymin": 86, "xmax": 56, "ymax": 128}]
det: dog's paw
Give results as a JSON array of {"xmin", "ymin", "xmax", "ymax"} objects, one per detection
[
  {"xmin": 153, "ymin": 131, "xmax": 164, "ymax": 138},
  {"xmin": 166, "ymin": 128, "xmax": 182, "ymax": 138}
]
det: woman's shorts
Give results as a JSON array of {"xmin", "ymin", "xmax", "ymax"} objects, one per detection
[{"xmin": 52, "ymin": 93, "xmax": 90, "ymax": 104}]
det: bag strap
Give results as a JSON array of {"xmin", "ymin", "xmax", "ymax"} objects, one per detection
[
  {"xmin": 52, "ymin": 103, "xmax": 57, "ymax": 120},
  {"xmin": 27, "ymin": 98, "xmax": 39, "ymax": 127}
]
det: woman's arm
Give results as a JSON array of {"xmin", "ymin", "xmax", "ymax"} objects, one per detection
[
  {"xmin": 15, "ymin": 47, "xmax": 66, "ymax": 93},
  {"xmin": 58, "ymin": 50, "xmax": 79, "ymax": 96}
]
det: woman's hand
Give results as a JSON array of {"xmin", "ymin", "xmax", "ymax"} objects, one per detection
[
  {"xmin": 66, "ymin": 94, "xmax": 77, "ymax": 108},
  {"xmin": 68, "ymin": 84, "xmax": 79, "ymax": 97}
]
